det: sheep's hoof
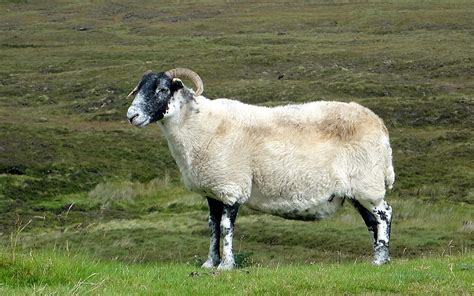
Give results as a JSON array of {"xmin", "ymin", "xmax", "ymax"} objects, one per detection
[
  {"xmin": 372, "ymin": 257, "xmax": 390, "ymax": 265},
  {"xmin": 217, "ymin": 260, "xmax": 235, "ymax": 270},
  {"xmin": 373, "ymin": 245, "xmax": 390, "ymax": 265},
  {"xmin": 201, "ymin": 258, "xmax": 219, "ymax": 269}
]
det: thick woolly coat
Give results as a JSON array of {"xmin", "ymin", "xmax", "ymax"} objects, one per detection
[{"xmin": 159, "ymin": 89, "xmax": 394, "ymax": 220}]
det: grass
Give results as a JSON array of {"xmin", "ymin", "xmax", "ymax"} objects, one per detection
[
  {"xmin": 0, "ymin": 250, "xmax": 472, "ymax": 295},
  {"xmin": 0, "ymin": 0, "xmax": 473, "ymax": 294},
  {"xmin": 1, "ymin": 178, "xmax": 472, "ymax": 267}
]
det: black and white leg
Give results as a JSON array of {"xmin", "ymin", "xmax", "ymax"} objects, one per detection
[
  {"xmin": 352, "ymin": 199, "xmax": 392, "ymax": 265},
  {"xmin": 201, "ymin": 197, "xmax": 224, "ymax": 268},
  {"xmin": 372, "ymin": 201, "xmax": 392, "ymax": 265},
  {"xmin": 218, "ymin": 202, "xmax": 240, "ymax": 270}
]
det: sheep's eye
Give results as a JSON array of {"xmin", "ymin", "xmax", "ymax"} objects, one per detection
[{"xmin": 156, "ymin": 87, "xmax": 168, "ymax": 94}]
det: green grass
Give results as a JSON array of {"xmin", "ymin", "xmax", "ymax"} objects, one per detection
[
  {"xmin": 0, "ymin": 250, "xmax": 472, "ymax": 295},
  {"xmin": 2, "ymin": 178, "xmax": 472, "ymax": 267},
  {"xmin": 0, "ymin": 0, "xmax": 473, "ymax": 294}
]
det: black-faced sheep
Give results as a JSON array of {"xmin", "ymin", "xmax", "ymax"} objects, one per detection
[{"xmin": 126, "ymin": 68, "xmax": 394, "ymax": 269}]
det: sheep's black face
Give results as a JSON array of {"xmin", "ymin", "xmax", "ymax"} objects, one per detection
[{"xmin": 127, "ymin": 72, "xmax": 182, "ymax": 127}]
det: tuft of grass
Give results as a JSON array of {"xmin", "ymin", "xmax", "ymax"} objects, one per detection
[{"xmin": 88, "ymin": 175, "xmax": 172, "ymax": 209}]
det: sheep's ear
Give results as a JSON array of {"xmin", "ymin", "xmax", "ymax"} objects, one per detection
[{"xmin": 171, "ymin": 78, "xmax": 184, "ymax": 92}]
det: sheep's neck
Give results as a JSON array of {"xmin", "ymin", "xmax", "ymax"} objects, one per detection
[{"xmin": 158, "ymin": 99, "xmax": 208, "ymax": 188}]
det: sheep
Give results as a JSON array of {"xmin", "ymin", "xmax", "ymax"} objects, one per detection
[{"xmin": 126, "ymin": 68, "xmax": 395, "ymax": 269}]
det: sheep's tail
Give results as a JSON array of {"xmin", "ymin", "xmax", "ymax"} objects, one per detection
[
  {"xmin": 384, "ymin": 139, "xmax": 395, "ymax": 190},
  {"xmin": 385, "ymin": 161, "xmax": 395, "ymax": 190}
]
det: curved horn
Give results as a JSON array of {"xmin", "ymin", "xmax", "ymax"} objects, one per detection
[{"xmin": 165, "ymin": 68, "xmax": 204, "ymax": 96}]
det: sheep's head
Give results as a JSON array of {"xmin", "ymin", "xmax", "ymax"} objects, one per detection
[{"xmin": 126, "ymin": 68, "xmax": 203, "ymax": 127}]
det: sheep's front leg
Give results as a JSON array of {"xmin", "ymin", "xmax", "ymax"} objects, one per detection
[
  {"xmin": 218, "ymin": 202, "xmax": 240, "ymax": 270},
  {"xmin": 201, "ymin": 197, "xmax": 223, "ymax": 268},
  {"xmin": 352, "ymin": 200, "xmax": 392, "ymax": 265}
]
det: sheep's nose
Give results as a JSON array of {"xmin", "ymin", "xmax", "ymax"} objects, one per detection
[
  {"xmin": 128, "ymin": 114, "xmax": 139, "ymax": 123},
  {"xmin": 127, "ymin": 106, "xmax": 140, "ymax": 120}
]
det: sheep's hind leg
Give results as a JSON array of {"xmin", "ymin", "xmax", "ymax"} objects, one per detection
[
  {"xmin": 352, "ymin": 199, "xmax": 392, "ymax": 265},
  {"xmin": 201, "ymin": 197, "xmax": 223, "ymax": 268},
  {"xmin": 217, "ymin": 202, "xmax": 240, "ymax": 270},
  {"xmin": 372, "ymin": 201, "xmax": 392, "ymax": 265}
]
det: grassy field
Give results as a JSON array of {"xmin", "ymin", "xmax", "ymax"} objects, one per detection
[
  {"xmin": 0, "ymin": 0, "xmax": 473, "ymax": 294},
  {"xmin": 1, "ymin": 250, "xmax": 472, "ymax": 295}
]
